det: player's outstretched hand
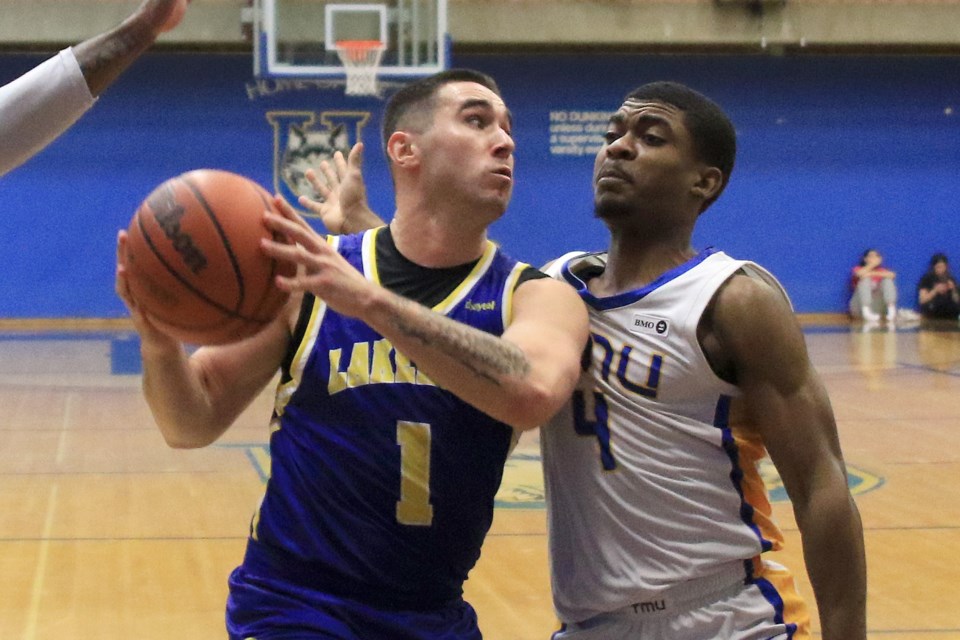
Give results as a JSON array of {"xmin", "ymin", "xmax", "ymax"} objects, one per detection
[
  {"xmin": 299, "ymin": 143, "xmax": 382, "ymax": 235},
  {"xmin": 135, "ymin": 0, "xmax": 190, "ymax": 35}
]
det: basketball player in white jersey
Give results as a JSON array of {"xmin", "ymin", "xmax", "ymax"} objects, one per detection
[
  {"xmin": 302, "ymin": 81, "xmax": 867, "ymax": 640},
  {"xmin": 538, "ymin": 81, "xmax": 865, "ymax": 640},
  {"xmin": 0, "ymin": 0, "xmax": 189, "ymax": 176}
]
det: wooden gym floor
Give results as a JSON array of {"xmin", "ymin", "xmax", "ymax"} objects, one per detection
[{"xmin": 0, "ymin": 317, "xmax": 958, "ymax": 639}]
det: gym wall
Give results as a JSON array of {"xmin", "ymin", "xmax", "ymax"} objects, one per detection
[{"xmin": 0, "ymin": 49, "xmax": 957, "ymax": 317}]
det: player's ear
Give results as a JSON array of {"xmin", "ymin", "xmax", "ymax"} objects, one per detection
[
  {"xmin": 691, "ymin": 166, "xmax": 723, "ymax": 202},
  {"xmin": 387, "ymin": 131, "xmax": 419, "ymax": 168}
]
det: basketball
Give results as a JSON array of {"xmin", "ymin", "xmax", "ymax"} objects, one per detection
[{"xmin": 124, "ymin": 169, "xmax": 295, "ymax": 345}]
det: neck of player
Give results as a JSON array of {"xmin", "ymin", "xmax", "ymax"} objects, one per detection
[{"xmin": 593, "ymin": 226, "xmax": 698, "ymax": 296}]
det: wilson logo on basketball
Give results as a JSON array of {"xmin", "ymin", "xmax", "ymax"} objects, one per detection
[
  {"xmin": 148, "ymin": 184, "xmax": 209, "ymax": 275},
  {"xmin": 125, "ymin": 169, "xmax": 295, "ymax": 346}
]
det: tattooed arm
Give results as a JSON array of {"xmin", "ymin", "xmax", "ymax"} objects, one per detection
[
  {"xmin": 0, "ymin": 0, "xmax": 188, "ymax": 176},
  {"xmin": 261, "ymin": 199, "xmax": 589, "ymax": 431},
  {"xmin": 73, "ymin": 0, "xmax": 189, "ymax": 96},
  {"xmin": 365, "ymin": 276, "xmax": 587, "ymax": 430}
]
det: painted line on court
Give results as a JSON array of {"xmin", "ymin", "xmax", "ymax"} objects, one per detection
[{"xmin": 23, "ymin": 483, "xmax": 57, "ymax": 640}]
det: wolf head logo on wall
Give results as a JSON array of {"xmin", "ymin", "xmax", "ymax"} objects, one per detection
[{"xmin": 267, "ymin": 111, "xmax": 371, "ymax": 213}]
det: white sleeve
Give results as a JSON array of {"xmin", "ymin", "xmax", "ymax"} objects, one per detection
[{"xmin": 0, "ymin": 47, "xmax": 97, "ymax": 177}]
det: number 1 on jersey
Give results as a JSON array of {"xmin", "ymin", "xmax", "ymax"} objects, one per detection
[{"xmin": 396, "ymin": 421, "xmax": 434, "ymax": 526}]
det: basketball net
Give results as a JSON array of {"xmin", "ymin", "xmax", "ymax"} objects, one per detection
[{"xmin": 334, "ymin": 40, "xmax": 385, "ymax": 97}]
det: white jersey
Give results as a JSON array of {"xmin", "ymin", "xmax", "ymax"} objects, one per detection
[
  {"xmin": 0, "ymin": 48, "xmax": 95, "ymax": 177},
  {"xmin": 542, "ymin": 248, "xmax": 790, "ymax": 624}
]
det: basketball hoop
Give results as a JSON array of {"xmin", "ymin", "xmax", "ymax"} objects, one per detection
[{"xmin": 334, "ymin": 40, "xmax": 385, "ymax": 96}]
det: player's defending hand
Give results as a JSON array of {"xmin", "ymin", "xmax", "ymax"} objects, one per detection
[
  {"xmin": 299, "ymin": 143, "xmax": 383, "ymax": 235},
  {"xmin": 135, "ymin": 0, "xmax": 190, "ymax": 36}
]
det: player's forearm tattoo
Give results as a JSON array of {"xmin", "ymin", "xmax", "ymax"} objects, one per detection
[
  {"xmin": 80, "ymin": 28, "xmax": 145, "ymax": 77},
  {"xmin": 389, "ymin": 297, "xmax": 531, "ymax": 385}
]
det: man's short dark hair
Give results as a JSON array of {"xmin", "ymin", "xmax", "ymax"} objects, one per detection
[
  {"xmin": 625, "ymin": 82, "xmax": 737, "ymax": 207},
  {"xmin": 381, "ymin": 69, "xmax": 502, "ymax": 157}
]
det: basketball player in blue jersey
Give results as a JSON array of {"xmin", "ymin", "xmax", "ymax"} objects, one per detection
[
  {"xmin": 305, "ymin": 82, "xmax": 867, "ymax": 640},
  {"xmin": 115, "ymin": 69, "xmax": 588, "ymax": 639},
  {"xmin": 0, "ymin": 0, "xmax": 189, "ymax": 176}
]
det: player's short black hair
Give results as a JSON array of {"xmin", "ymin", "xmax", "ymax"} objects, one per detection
[
  {"xmin": 624, "ymin": 82, "xmax": 737, "ymax": 208},
  {"xmin": 381, "ymin": 69, "xmax": 502, "ymax": 158}
]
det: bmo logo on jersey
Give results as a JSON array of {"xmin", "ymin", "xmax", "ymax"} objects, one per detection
[{"xmin": 631, "ymin": 314, "xmax": 670, "ymax": 337}]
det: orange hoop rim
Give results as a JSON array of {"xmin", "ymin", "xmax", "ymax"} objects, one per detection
[
  {"xmin": 334, "ymin": 40, "xmax": 385, "ymax": 65},
  {"xmin": 333, "ymin": 40, "xmax": 385, "ymax": 95},
  {"xmin": 335, "ymin": 40, "xmax": 385, "ymax": 53}
]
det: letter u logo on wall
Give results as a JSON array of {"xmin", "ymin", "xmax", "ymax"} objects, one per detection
[{"xmin": 266, "ymin": 110, "xmax": 371, "ymax": 212}]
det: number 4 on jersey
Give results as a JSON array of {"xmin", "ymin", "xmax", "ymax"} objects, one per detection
[
  {"xmin": 572, "ymin": 390, "xmax": 617, "ymax": 471},
  {"xmin": 572, "ymin": 336, "xmax": 665, "ymax": 471}
]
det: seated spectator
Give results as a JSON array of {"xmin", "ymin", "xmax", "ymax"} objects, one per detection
[
  {"xmin": 849, "ymin": 248, "xmax": 898, "ymax": 323},
  {"xmin": 917, "ymin": 253, "xmax": 960, "ymax": 320}
]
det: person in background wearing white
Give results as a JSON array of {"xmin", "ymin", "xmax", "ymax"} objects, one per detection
[{"xmin": 849, "ymin": 248, "xmax": 898, "ymax": 323}]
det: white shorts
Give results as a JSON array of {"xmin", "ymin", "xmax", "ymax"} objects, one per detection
[{"xmin": 551, "ymin": 560, "xmax": 810, "ymax": 640}]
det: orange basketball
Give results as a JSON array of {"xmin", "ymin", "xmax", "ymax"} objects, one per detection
[{"xmin": 124, "ymin": 169, "xmax": 295, "ymax": 345}]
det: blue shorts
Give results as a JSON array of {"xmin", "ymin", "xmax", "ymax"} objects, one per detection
[{"xmin": 226, "ymin": 567, "xmax": 482, "ymax": 640}]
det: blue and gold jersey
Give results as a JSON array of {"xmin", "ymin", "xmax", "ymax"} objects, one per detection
[{"xmin": 241, "ymin": 227, "xmax": 533, "ymax": 610}]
